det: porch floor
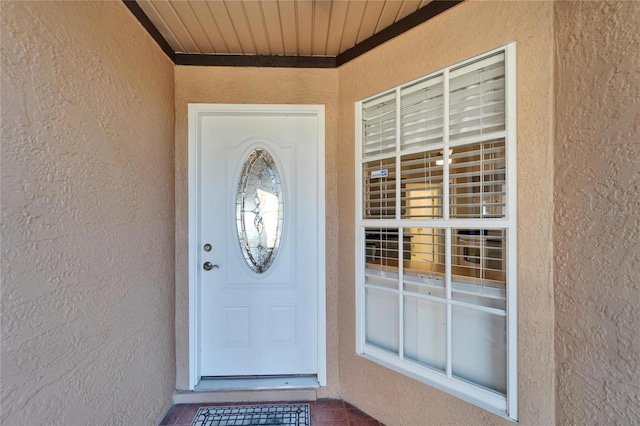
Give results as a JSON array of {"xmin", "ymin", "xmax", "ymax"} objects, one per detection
[{"xmin": 159, "ymin": 399, "xmax": 384, "ymax": 425}]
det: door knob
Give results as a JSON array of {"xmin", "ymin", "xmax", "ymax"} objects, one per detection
[{"xmin": 203, "ymin": 262, "xmax": 219, "ymax": 271}]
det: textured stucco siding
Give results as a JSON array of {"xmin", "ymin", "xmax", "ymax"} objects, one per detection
[
  {"xmin": 554, "ymin": 2, "xmax": 640, "ymax": 424},
  {"xmin": 173, "ymin": 66, "xmax": 340, "ymax": 398},
  {"xmin": 337, "ymin": 1, "xmax": 555, "ymax": 424},
  {"xmin": 1, "ymin": 2, "xmax": 176, "ymax": 425}
]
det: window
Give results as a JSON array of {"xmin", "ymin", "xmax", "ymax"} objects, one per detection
[{"xmin": 355, "ymin": 44, "xmax": 517, "ymax": 420}]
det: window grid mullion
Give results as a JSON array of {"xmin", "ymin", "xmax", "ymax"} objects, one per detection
[
  {"xmin": 443, "ymin": 67, "xmax": 453, "ymax": 380},
  {"xmin": 443, "ymin": 68, "xmax": 450, "ymax": 221},
  {"xmin": 480, "ymin": 142, "xmax": 485, "ymax": 217},
  {"xmin": 445, "ymin": 227, "xmax": 453, "ymax": 379},
  {"xmin": 398, "ymin": 227, "xmax": 404, "ymax": 360},
  {"xmin": 395, "ymin": 87, "xmax": 402, "ymax": 220},
  {"xmin": 395, "ymin": 87, "xmax": 404, "ymax": 359}
]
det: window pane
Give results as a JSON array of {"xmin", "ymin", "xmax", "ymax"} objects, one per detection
[
  {"xmin": 400, "ymin": 151, "xmax": 443, "ymax": 219},
  {"xmin": 404, "ymin": 296, "xmax": 446, "ymax": 371},
  {"xmin": 362, "ymin": 92, "xmax": 396, "ymax": 158},
  {"xmin": 364, "ymin": 227, "xmax": 402, "ymax": 271},
  {"xmin": 364, "ymin": 228, "xmax": 401, "ymax": 290},
  {"xmin": 403, "ymin": 227, "xmax": 445, "ymax": 299},
  {"xmin": 449, "ymin": 140, "xmax": 506, "ymax": 219},
  {"xmin": 365, "ymin": 288, "xmax": 399, "ymax": 354},
  {"xmin": 451, "ymin": 228, "xmax": 506, "ymax": 310},
  {"xmin": 400, "ymin": 74, "xmax": 444, "ymax": 150},
  {"xmin": 363, "ymin": 158, "xmax": 396, "ymax": 219},
  {"xmin": 452, "ymin": 305, "xmax": 506, "ymax": 395},
  {"xmin": 449, "ymin": 52, "xmax": 505, "ymax": 141}
]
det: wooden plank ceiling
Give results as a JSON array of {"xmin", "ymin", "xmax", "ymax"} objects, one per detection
[{"xmin": 135, "ymin": 0, "xmax": 434, "ymax": 57}]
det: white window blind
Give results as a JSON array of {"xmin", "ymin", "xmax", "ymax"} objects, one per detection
[
  {"xmin": 403, "ymin": 227, "xmax": 446, "ymax": 295},
  {"xmin": 401, "ymin": 74, "xmax": 444, "ymax": 150},
  {"xmin": 364, "ymin": 228, "xmax": 401, "ymax": 275},
  {"xmin": 449, "ymin": 52, "xmax": 505, "ymax": 140},
  {"xmin": 362, "ymin": 92, "xmax": 396, "ymax": 158},
  {"xmin": 449, "ymin": 140, "xmax": 506, "ymax": 218},
  {"xmin": 400, "ymin": 151, "xmax": 444, "ymax": 219},
  {"xmin": 363, "ymin": 158, "xmax": 397, "ymax": 219}
]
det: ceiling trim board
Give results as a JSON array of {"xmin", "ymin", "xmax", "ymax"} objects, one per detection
[
  {"xmin": 335, "ymin": 0, "xmax": 464, "ymax": 66},
  {"xmin": 175, "ymin": 54, "xmax": 336, "ymax": 69},
  {"xmin": 122, "ymin": 0, "xmax": 175, "ymax": 61},
  {"xmin": 122, "ymin": 0, "xmax": 464, "ymax": 68}
]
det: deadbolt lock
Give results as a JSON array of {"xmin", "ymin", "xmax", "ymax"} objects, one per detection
[{"xmin": 203, "ymin": 243, "xmax": 212, "ymax": 252}]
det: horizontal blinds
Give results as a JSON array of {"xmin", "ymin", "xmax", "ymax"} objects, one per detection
[
  {"xmin": 449, "ymin": 140, "xmax": 506, "ymax": 219},
  {"xmin": 360, "ymin": 50, "xmax": 508, "ymax": 221},
  {"xmin": 451, "ymin": 228, "xmax": 507, "ymax": 310},
  {"xmin": 363, "ymin": 158, "xmax": 396, "ymax": 219},
  {"xmin": 362, "ymin": 92, "xmax": 396, "ymax": 158},
  {"xmin": 400, "ymin": 74, "xmax": 444, "ymax": 150},
  {"xmin": 400, "ymin": 151, "xmax": 444, "ymax": 219},
  {"xmin": 449, "ymin": 52, "xmax": 505, "ymax": 141},
  {"xmin": 364, "ymin": 228, "xmax": 402, "ymax": 278},
  {"xmin": 403, "ymin": 227, "xmax": 446, "ymax": 285}
]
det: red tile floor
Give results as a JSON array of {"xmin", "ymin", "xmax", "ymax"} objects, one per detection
[{"xmin": 159, "ymin": 399, "xmax": 384, "ymax": 426}]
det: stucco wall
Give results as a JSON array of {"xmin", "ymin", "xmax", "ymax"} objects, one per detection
[
  {"xmin": 554, "ymin": 2, "xmax": 640, "ymax": 424},
  {"xmin": 337, "ymin": 1, "xmax": 555, "ymax": 424},
  {"xmin": 1, "ymin": 2, "xmax": 175, "ymax": 425},
  {"xmin": 173, "ymin": 66, "xmax": 340, "ymax": 397}
]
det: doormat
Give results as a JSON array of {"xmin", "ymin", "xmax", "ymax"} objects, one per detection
[{"xmin": 189, "ymin": 404, "xmax": 310, "ymax": 426}]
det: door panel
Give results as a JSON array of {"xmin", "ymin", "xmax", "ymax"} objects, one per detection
[{"xmin": 197, "ymin": 111, "xmax": 318, "ymax": 377}]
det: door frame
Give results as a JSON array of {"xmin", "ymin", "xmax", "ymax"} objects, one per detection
[{"xmin": 187, "ymin": 104, "xmax": 326, "ymax": 390}]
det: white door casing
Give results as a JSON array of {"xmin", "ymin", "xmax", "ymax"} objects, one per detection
[{"xmin": 188, "ymin": 104, "xmax": 326, "ymax": 388}]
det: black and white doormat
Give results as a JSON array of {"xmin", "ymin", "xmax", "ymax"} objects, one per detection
[{"xmin": 189, "ymin": 404, "xmax": 310, "ymax": 426}]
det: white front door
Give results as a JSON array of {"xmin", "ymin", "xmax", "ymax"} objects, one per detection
[{"xmin": 190, "ymin": 105, "xmax": 324, "ymax": 379}]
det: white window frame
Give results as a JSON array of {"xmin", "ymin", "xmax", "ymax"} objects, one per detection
[{"xmin": 355, "ymin": 43, "xmax": 517, "ymax": 421}]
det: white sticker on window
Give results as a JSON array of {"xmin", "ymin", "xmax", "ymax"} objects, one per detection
[{"xmin": 371, "ymin": 169, "xmax": 388, "ymax": 179}]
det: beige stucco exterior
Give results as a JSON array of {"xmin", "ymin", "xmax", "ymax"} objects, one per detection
[
  {"xmin": 554, "ymin": 2, "xmax": 640, "ymax": 424},
  {"xmin": 1, "ymin": 1, "xmax": 176, "ymax": 425},
  {"xmin": 1, "ymin": 0, "xmax": 639, "ymax": 425}
]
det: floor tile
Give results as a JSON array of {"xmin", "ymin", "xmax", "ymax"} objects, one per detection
[
  {"xmin": 347, "ymin": 407, "xmax": 377, "ymax": 420},
  {"xmin": 175, "ymin": 404, "xmax": 202, "ymax": 425},
  {"xmin": 159, "ymin": 405, "xmax": 183, "ymax": 425},
  {"xmin": 315, "ymin": 399, "xmax": 346, "ymax": 410},
  {"xmin": 313, "ymin": 421, "xmax": 349, "ymax": 426},
  {"xmin": 313, "ymin": 409, "xmax": 348, "ymax": 422}
]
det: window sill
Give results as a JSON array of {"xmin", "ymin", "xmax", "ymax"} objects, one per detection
[{"xmin": 356, "ymin": 347, "xmax": 517, "ymax": 422}]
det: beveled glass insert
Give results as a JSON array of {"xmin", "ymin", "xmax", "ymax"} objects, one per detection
[{"xmin": 236, "ymin": 149, "xmax": 284, "ymax": 273}]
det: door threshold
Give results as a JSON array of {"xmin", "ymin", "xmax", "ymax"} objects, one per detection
[
  {"xmin": 173, "ymin": 387, "xmax": 317, "ymax": 404},
  {"xmin": 194, "ymin": 375, "xmax": 319, "ymax": 391}
]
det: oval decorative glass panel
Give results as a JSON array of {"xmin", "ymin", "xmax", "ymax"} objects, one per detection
[{"xmin": 236, "ymin": 149, "xmax": 284, "ymax": 273}]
